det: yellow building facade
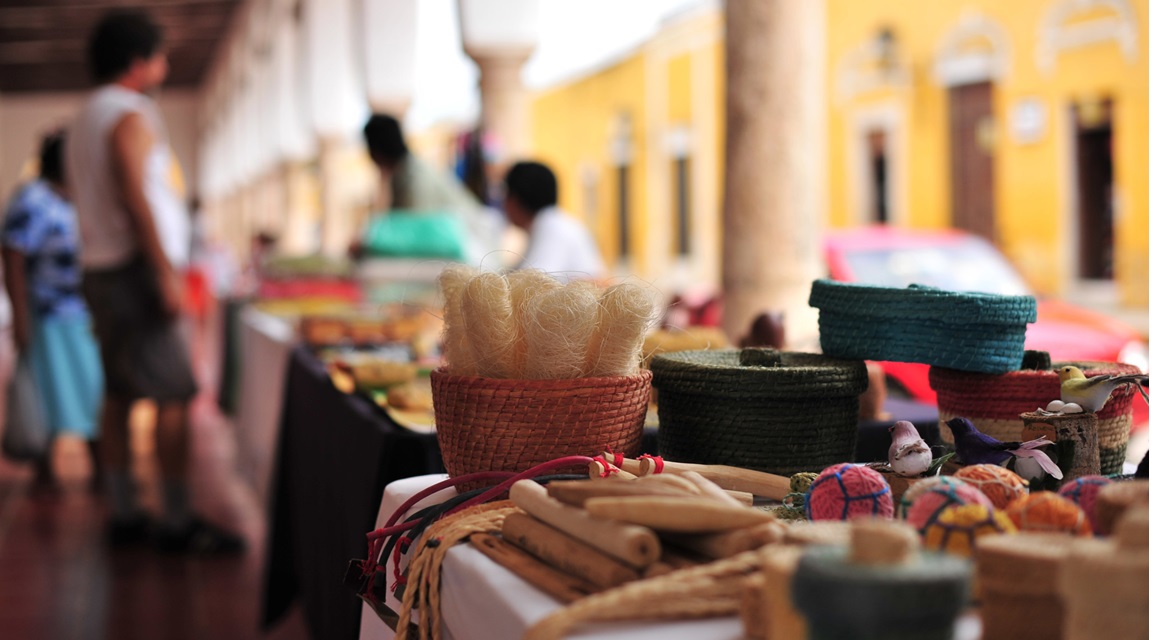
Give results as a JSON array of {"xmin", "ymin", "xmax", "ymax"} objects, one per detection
[{"xmin": 529, "ymin": 0, "xmax": 1148, "ymax": 309}]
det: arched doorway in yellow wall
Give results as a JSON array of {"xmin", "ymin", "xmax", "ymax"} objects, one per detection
[
  {"xmin": 934, "ymin": 12, "xmax": 1012, "ymax": 245},
  {"xmin": 1072, "ymin": 97, "xmax": 1116, "ymax": 280},
  {"xmin": 835, "ymin": 26, "xmax": 912, "ymax": 227}
]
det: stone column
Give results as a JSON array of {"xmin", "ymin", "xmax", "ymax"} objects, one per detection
[
  {"xmin": 467, "ymin": 48, "xmax": 533, "ymax": 168},
  {"xmin": 304, "ymin": 0, "xmax": 363, "ymax": 256},
  {"xmin": 281, "ymin": 159, "xmax": 320, "ymax": 255},
  {"xmin": 459, "ymin": 0, "xmax": 539, "ymax": 172},
  {"xmin": 318, "ymin": 137, "xmax": 348, "ymax": 256},
  {"xmin": 363, "ymin": 0, "xmax": 418, "ymax": 118},
  {"xmin": 721, "ymin": 0, "xmax": 826, "ymax": 348}
]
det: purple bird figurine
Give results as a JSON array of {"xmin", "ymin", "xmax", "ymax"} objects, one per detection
[
  {"xmin": 888, "ymin": 420, "xmax": 932, "ymax": 477},
  {"xmin": 945, "ymin": 417, "xmax": 1063, "ymax": 480}
]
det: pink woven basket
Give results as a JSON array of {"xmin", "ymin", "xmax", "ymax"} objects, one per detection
[
  {"xmin": 930, "ymin": 361, "xmax": 1141, "ymax": 475},
  {"xmin": 431, "ymin": 369, "xmax": 652, "ymax": 492}
]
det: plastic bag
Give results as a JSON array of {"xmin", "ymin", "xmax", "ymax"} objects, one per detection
[
  {"xmin": 2, "ymin": 355, "xmax": 49, "ymax": 461},
  {"xmin": 361, "ymin": 210, "xmax": 467, "ymax": 261}
]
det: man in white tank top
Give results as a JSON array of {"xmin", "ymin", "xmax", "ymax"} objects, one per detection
[{"xmin": 67, "ymin": 9, "xmax": 242, "ymax": 555}]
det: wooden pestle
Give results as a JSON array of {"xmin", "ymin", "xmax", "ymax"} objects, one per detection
[
  {"xmin": 644, "ymin": 474, "xmax": 752, "ymax": 504},
  {"xmin": 547, "ymin": 479, "xmax": 696, "ymax": 507},
  {"xmin": 509, "ymin": 480, "xmax": 661, "ymax": 568},
  {"xmin": 606, "ymin": 454, "xmax": 791, "ymax": 501},
  {"xmin": 678, "ymin": 471, "xmax": 748, "ymax": 507},
  {"xmin": 724, "ymin": 490, "xmax": 756, "ymax": 506},
  {"xmin": 502, "ymin": 512, "xmax": 643, "ymax": 589},
  {"xmin": 471, "ymin": 533, "xmax": 596, "ymax": 603},
  {"xmin": 631, "ymin": 473, "xmax": 703, "ymax": 494},
  {"xmin": 584, "ymin": 496, "xmax": 776, "ymax": 532},
  {"xmin": 663, "ymin": 522, "xmax": 785, "ymax": 559}
]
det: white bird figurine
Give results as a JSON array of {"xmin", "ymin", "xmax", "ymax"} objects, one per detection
[
  {"xmin": 888, "ymin": 420, "xmax": 933, "ymax": 477},
  {"xmin": 1057, "ymin": 365, "xmax": 1149, "ymax": 413}
]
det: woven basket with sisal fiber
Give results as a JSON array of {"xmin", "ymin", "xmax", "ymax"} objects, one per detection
[
  {"xmin": 431, "ymin": 369, "xmax": 651, "ymax": 492},
  {"xmin": 930, "ymin": 361, "xmax": 1140, "ymax": 475}
]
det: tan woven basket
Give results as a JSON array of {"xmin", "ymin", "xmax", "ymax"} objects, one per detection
[
  {"xmin": 431, "ymin": 369, "xmax": 652, "ymax": 492},
  {"xmin": 975, "ymin": 533, "xmax": 1075, "ymax": 640},
  {"xmin": 931, "ymin": 361, "xmax": 1141, "ymax": 475}
]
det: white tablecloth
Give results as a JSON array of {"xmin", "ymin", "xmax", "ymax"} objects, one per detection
[
  {"xmin": 233, "ymin": 306, "xmax": 296, "ymax": 505},
  {"xmin": 358, "ymin": 474, "xmax": 745, "ymax": 640}
]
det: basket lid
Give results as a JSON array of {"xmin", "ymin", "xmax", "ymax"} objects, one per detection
[
  {"xmin": 649, "ymin": 348, "xmax": 868, "ymax": 399},
  {"xmin": 808, "ymin": 279, "xmax": 1038, "ymax": 326}
]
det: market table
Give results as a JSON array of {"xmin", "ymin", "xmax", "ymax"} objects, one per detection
[
  {"xmin": 261, "ymin": 346, "xmax": 447, "ymax": 640},
  {"xmin": 263, "ymin": 344, "xmax": 937, "ymax": 640},
  {"xmin": 357, "ymin": 474, "xmax": 980, "ymax": 640}
]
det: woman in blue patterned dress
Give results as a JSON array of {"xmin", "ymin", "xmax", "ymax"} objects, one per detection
[{"xmin": 2, "ymin": 131, "xmax": 103, "ymax": 490}]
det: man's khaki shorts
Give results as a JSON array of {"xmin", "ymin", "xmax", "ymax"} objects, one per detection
[{"xmin": 81, "ymin": 256, "xmax": 198, "ymax": 403}]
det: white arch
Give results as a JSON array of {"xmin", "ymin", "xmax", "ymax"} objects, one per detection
[
  {"xmin": 933, "ymin": 12, "xmax": 1012, "ymax": 86},
  {"xmin": 1037, "ymin": 0, "xmax": 1138, "ymax": 72},
  {"xmin": 835, "ymin": 32, "xmax": 911, "ymax": 104}
]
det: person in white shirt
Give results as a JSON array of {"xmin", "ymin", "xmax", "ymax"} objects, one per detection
[
  {"xmin": 67, "ymin": 9, "xmax": 242, "ymax": 554},
  {"xmin": 502, "ymin": 161, "xmax": 606, "ymax": 283}
]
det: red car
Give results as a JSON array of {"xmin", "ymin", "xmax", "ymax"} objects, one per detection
[{"xmin": 824, "ymin": 226, "xmax": 1149, "ymax": 429}]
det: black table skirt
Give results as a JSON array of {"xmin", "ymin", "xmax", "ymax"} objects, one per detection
[{"xmin": 261, "ymin": 346, "xmax": 444, "ymax": 640}]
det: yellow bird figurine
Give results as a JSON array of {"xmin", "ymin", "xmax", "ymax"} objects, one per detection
[{"xmin": 1057, "ymin": 365, "xmax": 1149, "ymax": 413}]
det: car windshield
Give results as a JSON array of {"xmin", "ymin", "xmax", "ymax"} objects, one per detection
[{"xmin": 842, "ymin": 237, "xmax": 1033, "ymax": 296}]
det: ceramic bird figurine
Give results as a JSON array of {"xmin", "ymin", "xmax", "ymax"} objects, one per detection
[
  {"xmin": 1057, "ymin": 365, "xmax": 1149, "ymax": 413},
  {"xmin": 945, "ymin": 417, "xmax": 1063, "ymax": 480},
  {"xmin": 888, "ymin": 420, "xmax": 932, "ymax": 477}
]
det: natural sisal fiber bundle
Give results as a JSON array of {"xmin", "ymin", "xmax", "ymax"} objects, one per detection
[
  {"xmin": 584, "ymin": 284, "xmax": 658, "ymax": 378},
  {"xmin": 438, "ymin": 264, "xmax": 479, "ymax": 376},
  {"xmin": 395, "ymin": 502, "xmax": 515, "ymax": 640},
  {"xmin": 508, "ymin": 270, "xmax": 562, "ymax": 378},
  {"xmin": 524, "ymin": 549, "xmax": 762, "ymax": 640},
  {"xmin": 439, "ymin": 270, "xmax": 655, "ymax": 380},
  {"xmin": 461, "ymin": 272, "xmax": 515, "ymax": 378},
  {"xmin": 522, "ymin": 284, "xmax": 600, "ymax": 379}
]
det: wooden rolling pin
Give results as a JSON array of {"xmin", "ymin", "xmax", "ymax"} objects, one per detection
[
  {"xmin": 471, "ymin": 533, "xmax": 596, "ymax": 603},
  {"xmin": 678, "ymin": 471, "xmax": 751, "ymax": 507},
  {"xmin": 637, "ymin": 473, "xmax": 753, "ymax": 504},
  {"xmin": 607, "ymin": 455, "xmax": 791, "ymax": 501},
  {"xmin": 631, "ymin": 473, "xmax": 702, "ymax": 494},
  {"xmin": 584, "ymin": 496, "xmax": 776, "ymax": 532},
  {"xmin": 641, "ymin": 561, "xmax": 675, "ymax": 579},
  {"xmin": 547, "ymin": 479, "xmax": 696, "ymax": 507},
  {"xmin": 663, "ymin": 522, "xmax": 784, "ymax": 559},
  {"xmin": 502, "ymin": 512, "xmax": 642, "ymax": 589},
  {"xmin": 509, "ymin": 480, "xmax": 662, "ymax": 568}
]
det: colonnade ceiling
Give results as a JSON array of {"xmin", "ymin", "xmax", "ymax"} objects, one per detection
[{"xmin": 0, "ymin": 0, "xmax": 241, "ymax": 93}]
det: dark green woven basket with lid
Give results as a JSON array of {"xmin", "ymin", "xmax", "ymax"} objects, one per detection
[
  {"xmin": 808, "ymin": 279, "xmax": 1038, "ymax": 374},
  {"xmin": 650, "ymin": 348, "xmax": 869, "ymax": 476}
]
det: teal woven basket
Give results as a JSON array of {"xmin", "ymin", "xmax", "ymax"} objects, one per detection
[
  {"xmin": 808, "ymin": 280, "xmax": 1037, "ymax": 374},
  {"xmin": 651, "ymin": 348, "xmax": 869, "ymax": 476}
]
